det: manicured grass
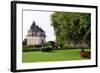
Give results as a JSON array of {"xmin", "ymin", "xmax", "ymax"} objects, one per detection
[{"xmin": 22, "ymin": 49, "xmax": 90, "ymax": 63}]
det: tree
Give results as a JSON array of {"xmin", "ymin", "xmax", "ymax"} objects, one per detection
[
  {"xmin": 23, "ymin": 38, "xmax": 27, "ymax": 46},
  {"xmin": 51, "ymin": 12, "xmax": 91, "ymax": 48}
]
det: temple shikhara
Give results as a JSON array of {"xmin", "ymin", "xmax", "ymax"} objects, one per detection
[{"xmin": 27, "ymin": 21, "xmax": 46, "ymax": 46}]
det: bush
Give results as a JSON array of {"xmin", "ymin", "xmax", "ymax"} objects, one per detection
[
  {"xmin": 40, "ymin": 41, "xmax": 56, "ymax": 52},
  {"xmin": 41, "ymin": 46, "xmax": 53, "ymax": 52}
]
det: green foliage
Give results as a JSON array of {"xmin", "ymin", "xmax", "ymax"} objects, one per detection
[
  {"xmin": 41, "ymin": 42, "xmax": 53, "ymax": 52},
  {"xmin": 81, "ymin": 48, "xmax": 85, "ymax": 52},
  {"xmin": 41, "ymin": 41, "xmax": 54, "ymax": 52},
  {"xmin": 23, "ymin": 38, "xmax": 27, "ymax": 46},
  {"xmin": 51, "ymin": 12, "xmax": 91, "ymax": 48},
  {"xmin": 41, "ymin": 47, "xmax": 53, "ymax": 52},
  {"xmin": 23, "ymin": 47, "xmax": 40, "ymax": 52}
]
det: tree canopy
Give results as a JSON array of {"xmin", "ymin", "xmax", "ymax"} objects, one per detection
[{"xmin": 51, "ymin": 12, "xmax": 91, "ymax": 48}]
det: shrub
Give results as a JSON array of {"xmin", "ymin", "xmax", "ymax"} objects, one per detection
[
  {"xmin": 41, "ymin": 41, "xmax": 56, "ymax": 52},
  {"xmin": 41, "ymin": 46, "xmax": 53, "ymax": 52}
]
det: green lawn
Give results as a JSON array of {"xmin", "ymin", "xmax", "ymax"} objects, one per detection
[{"xmin": 22, "ymin": 49, "xmax": 90, "ymax": 63}]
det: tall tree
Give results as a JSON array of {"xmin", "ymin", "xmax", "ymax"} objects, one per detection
[{"xmin": 51, "ymin": 12, "xmax": 91, "ymax": 48}]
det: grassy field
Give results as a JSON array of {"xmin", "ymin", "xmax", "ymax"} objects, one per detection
[{"xmin": 22, "ymin": 49, "xmax": 90, "ymax": 63}]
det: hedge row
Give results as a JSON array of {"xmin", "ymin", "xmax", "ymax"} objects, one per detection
[{"xmin": 23, "ymin": 48, "xmax": 40, "ymax": 52}]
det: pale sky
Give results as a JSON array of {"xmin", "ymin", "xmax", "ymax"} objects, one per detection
[{"xmin": 23, "ymin": 10, "xmax": 56, "ymax": 42}]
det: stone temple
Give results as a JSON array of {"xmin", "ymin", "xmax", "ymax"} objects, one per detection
[{"xmin": 27, "ymin": 21, "xmax": 46, "ymax": 46}]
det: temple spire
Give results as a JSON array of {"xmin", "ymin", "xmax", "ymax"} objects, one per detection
[
  {"xmin": 30, "ymin": 21, "xmax": 36, "ymax": 29},
  {"xmin": 32, "ymin": 21, "xmax": 36, "ymax": 25}
]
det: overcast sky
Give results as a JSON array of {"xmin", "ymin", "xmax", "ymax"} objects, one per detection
[{"xmin": 23, "ymin": 10, "xmax": 56, "ymax": 42}]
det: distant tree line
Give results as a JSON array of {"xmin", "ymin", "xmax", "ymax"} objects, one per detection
[{"xmin": 51, "ymin": 12, "xmax": 91, "ymax": 48}]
